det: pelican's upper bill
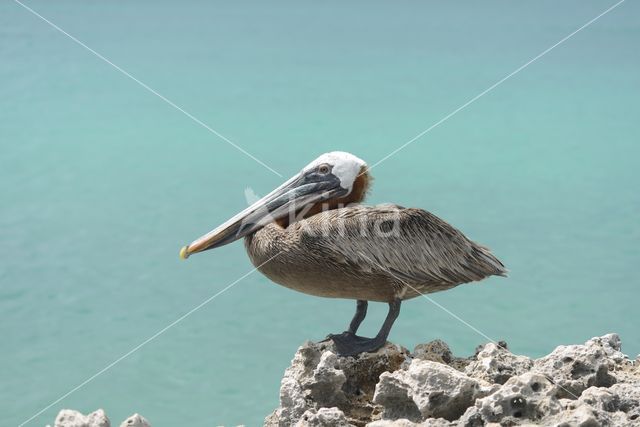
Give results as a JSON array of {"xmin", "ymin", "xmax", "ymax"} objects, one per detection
[{"xmin": 180, "ymin": 151, "xmax": 369, "ymax": 258}]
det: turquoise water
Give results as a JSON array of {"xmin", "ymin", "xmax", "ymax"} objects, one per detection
[{"xmin": 1, "ymin": 1, "xmax": 638, "ymax": 425}]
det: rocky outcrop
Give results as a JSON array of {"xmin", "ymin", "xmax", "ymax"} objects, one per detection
[
  {"xmin": 266, "ymin": 334, "xmax": 640, "ymax": 426},
  {"xmin": 53, "ymin": 410, "xmax": 150, "ymax": 427},
  {"xmin": 48, "ymin": 334, "xmax": 639, "ymax": 427},
  {"xmin": 264, "ymin": 340, "xmax": 409, "ymax": 426}
]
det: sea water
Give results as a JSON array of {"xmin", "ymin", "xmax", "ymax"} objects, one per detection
[{"xmin": 1, "ymin": 1, "xmax": 638, "ymax": 425}]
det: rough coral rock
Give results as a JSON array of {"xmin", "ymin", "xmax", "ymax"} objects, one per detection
[
  {"xmin": 264, "ymin": 339, "xmax": 409, "ymax": 426},
  {"xmin": 412, "ymin": 340, "xmax": 473, "ymax": 372},
  {"xmin": 119, "ymin": 413, "xmax": 151, "ymax": 427},
  {"xmin": 54, "ymin": 410, "xmax": 151, "ymax": 427},
  {"xmin": 587, "ymin": 334, "xmax": 627, "ymax": 363},
  {"xmin": 465, "ymin": 342, "xmax": 533, "ymax": 384},
  {"xmin": 295, "ymin": 407, "xmax": 351, "ymax": 427},
  {"xmin": 609, "ymin": 383, "xmax": 640, "ymax": 422},
  {"xmin": 367, "ymin": 418, "xmax": 452, "ymax": 427},
  {"xmin": 458, "ymin": 372, "xmax": 563, "ymax": 425},
  {"xmin": 412, "ymin": 340, "xmax": 454, "ymax": 365},
  {"xmin": 55, "ymin": 409, "xmax": 110, "ymax": 427},
  {"xmin": 373, "ymin": 359, "xmax": 495, "ymax": 422},
  {"xmin": 532, "ymin": 336, "xmax": 618, "ymax": 399},
  {"xmin": 266, "ymin": 334, "xmax": 640, "ymax": 426}
]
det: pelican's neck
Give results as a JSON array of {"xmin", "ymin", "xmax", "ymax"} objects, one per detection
[{"xmin": 244, "ymin": 222, "xmax": 287, "ymax": 263}]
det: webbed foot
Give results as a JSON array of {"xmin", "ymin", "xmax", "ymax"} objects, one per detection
[{"xmin": 325, "ymin": 331, "xmax": 386, "ymax": 356}]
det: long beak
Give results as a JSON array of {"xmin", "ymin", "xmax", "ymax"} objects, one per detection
[{"xmin": 180, "ymin": 171, "xmax": 346, "ymax": 259}]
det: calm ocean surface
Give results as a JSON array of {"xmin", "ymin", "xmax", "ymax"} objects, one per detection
[{"xmin": 1, "ymin": 1, "xmax": 638, "ymax": 425}]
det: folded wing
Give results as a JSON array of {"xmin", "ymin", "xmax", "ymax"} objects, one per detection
[{"xmin": 301, "ymin": 205, "xmax": 506, "ymax": 293}]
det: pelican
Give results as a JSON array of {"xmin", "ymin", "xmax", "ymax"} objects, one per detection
[{"xmin": 180, "ymin": 152, "xmax": 506, "ymax": 356}]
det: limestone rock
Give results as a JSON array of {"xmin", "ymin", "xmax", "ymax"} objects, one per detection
[
  {"xmin": 412, "ymin": 340, "xmax": 453, "ymax": 365},
  {"xmin": 265, "ymin": 339, "xmax": 409, "ymax": 426},
  {"xmin": 366, "ymin": 418, "xmax": 452, "ymax": 427},
  {"xmin": 532, "ymin": 336, "xmax": 618, "ymax": 399},
  {"xmin": 295, "ymin": 407, "xmax": 351, "ymax": 427},
  {"xmin": 366, "ymin": 420, "xmax": 419, "ymax": 427},
  {"xmin": 373, "ymin": 359, "xmax": 495, "ymax": 422},
  {"xmin": 564, "ymin": 383, "xmax": 640, "ymax": 425},
  {"xmin": 611, "ymin": 354, "xmax": 640, "ymax": 386},
  {"xmin": 609, "ymin": 383, "xmax": 640, "ymax": 422},
  {"xmin": 266, "ymin": 334, "xmax": 639, "ymax": 426},
  {"xmin": 53, "ymin": 410, "xmax": 153, "ymax": 427},
  {"xmin": 546, "ymin": 395, "xmax": 630, "ymax": 426},
  {"xmin": 586, "ymin": 334, "xmax": 626, "ymax": 363},
  {"xmin": 119, "ymin": 414, "xmax": 151, "ymax": 427},
  {"xmin": 546, "ymin": 403, "xmax": 612, "ymax": 426},
  {"xmin": 459, "ymin": 372, "xmax": 562, "ymax": 425},
  {"xmin": 53, "ymin": 334, "xmax": 640, "ymax": 427},
  {"xmin": 465, "ymin": 342, "xmax": 533, "ymax": 384},
  {"xmin": 412, "ymin": 340, "xmax": 473, "ymax": 372},
  {"xmin": 55, "ymin": 409, "xmax": 110, "ymax": 427}
]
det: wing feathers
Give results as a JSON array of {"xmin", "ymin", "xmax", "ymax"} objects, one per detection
[{"xmin": 300, "ymin": 205, "xmax": 506, "ymax": 290}]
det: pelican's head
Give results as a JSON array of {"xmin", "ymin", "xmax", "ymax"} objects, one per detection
[
  {"xmin": 180, "ymin": 151, "xmax": 369, "ymax": 258},
  {"xmin": 301, "ymin": 151, "xmax": 367, "ymax": 192}
]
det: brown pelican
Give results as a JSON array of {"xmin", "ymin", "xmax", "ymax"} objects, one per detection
[{"xmin": 180, "ymin": 152, "xmax": 506, "ymax": 356}]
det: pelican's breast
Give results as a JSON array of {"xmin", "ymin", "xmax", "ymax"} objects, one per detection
[{"xmin": 244, "ymin": 219, "xmax": 398, "ymax": 302}]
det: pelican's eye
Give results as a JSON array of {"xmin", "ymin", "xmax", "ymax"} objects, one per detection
[{"xmin": 318, "ymin": 164, "xmax": 331, "ymax": 175}]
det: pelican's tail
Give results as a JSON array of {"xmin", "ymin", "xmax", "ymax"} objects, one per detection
[{"xmin": 474, "ymin": 244, "xmax": 508, "ymax": 278}]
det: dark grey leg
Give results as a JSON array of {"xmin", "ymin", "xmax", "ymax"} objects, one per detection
[
  {"xmin": 329, "ymin": 299, "xmax": 401, "ymax": 357},
  {"xmin": 374, "ymin": 299, "xmax": 401, "ymax": 342},
  {"xmin": 348, "ymin": 300, "xmax": 368, "ymax": 334}
]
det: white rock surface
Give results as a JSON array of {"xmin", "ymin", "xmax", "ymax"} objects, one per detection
[
  {"xmin": 54, "ymin": 410, "xmax": 151, "ymax": 427},
  {"xmin": 373, "ymin": 359, "xmax": 495, "ymax": 422},
  {"xmin": 295, "ymin": 407, "xmax": 351, "ymax": 426},
  {"xmin": 119, "ymin": 413, "xmax": 151, "ymax": 427},
  {"xmin": 266, "ymin": 334, "xmax": 639, "ymax": 426},
  {"xmin": 609, "ymin": 383, "xmax": 640, "ymax": 421},
  {"xmin": 465, "ymin": 342, "xmax": 533, "ymax": 385},
  {"xmin": 532, "ymin": 336, "xmax": 618, "ymax": 399},
  {"xmin": 459, "ymin": 372, "xmax": 562, "ymax": 425},
  {"xmin": 264, "ymin": 339, "xmax": 409, "ymax": 426},
  {"xmin": 367, "ymin": 418, "xmax": 452, "ymax": 427},
  {"xmin": 55, "ymin": 409, "xmax": 110, "ymax": 427}
]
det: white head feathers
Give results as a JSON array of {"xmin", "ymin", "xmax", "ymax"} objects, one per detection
[{"xmin": 303, "ymin": 152, "xmax": 367, "ymax": 190}]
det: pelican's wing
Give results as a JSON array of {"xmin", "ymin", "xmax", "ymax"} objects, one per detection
[{"xmin": 300, "ymin": 205, "xmax": 506, "ymax": 287}]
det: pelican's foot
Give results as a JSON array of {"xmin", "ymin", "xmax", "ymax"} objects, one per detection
[{"xmin": 326, "ymin": 331, "xmax": 386, "ymax": 357}]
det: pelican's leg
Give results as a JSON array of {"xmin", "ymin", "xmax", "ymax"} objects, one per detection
[
  {"xmin": 329, "ymin": 299, "xmax": 401, "ymax": 357},
  {"xmin": 348, "ymin": 300, "xmax": 368, "ymax": 334}
]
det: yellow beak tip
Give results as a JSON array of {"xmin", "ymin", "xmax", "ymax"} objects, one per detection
[{"xmin": 179, "ymin": 246, "xmax": 190, "ymax": 260}]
